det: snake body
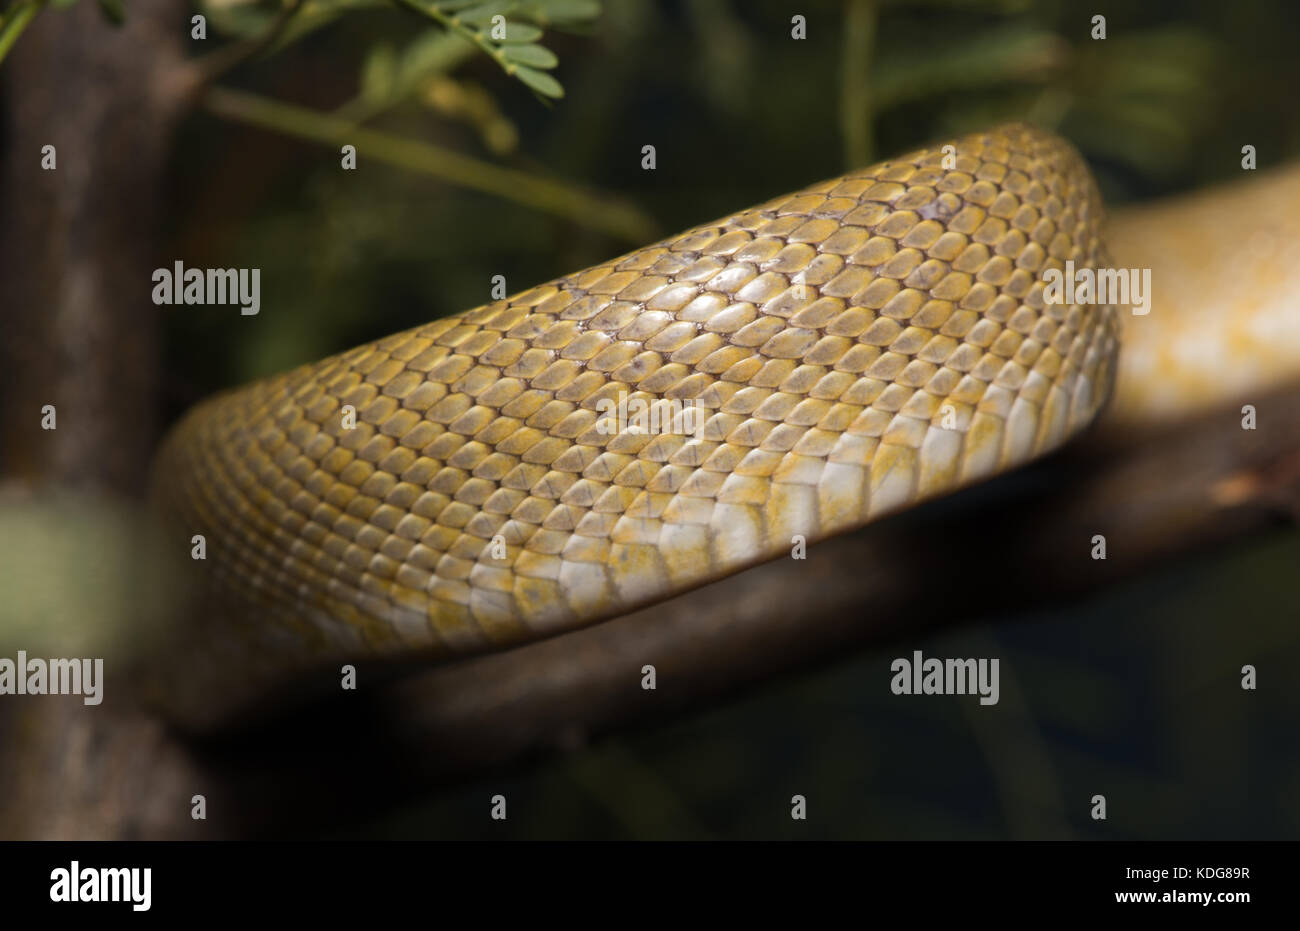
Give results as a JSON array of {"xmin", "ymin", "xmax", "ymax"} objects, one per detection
[{"xmin": 151, "ymin": 124, "xmax": 1119, "ymax": 725}]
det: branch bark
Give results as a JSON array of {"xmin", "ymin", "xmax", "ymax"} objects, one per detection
[
  {"xmin": 0, "ymin": 0, "xmax": 191, "ymax": 839},
  {"xmin": 8, "ymin": 380, "xmax": 1294, "ymax": 838}
]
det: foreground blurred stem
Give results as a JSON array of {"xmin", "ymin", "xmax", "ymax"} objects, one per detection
[
  {"xmin": 204, "ymin": 86, "xmax": 658, "ymax": 243},
  {"xmin": 0, "ymin": 0, "xmax": 44, "ymax": 66},
  {"xmin": 840, "ymin": 0, "xmax": 878, "ymax": 168}
]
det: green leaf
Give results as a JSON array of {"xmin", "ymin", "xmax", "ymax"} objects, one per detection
[
  {"xmin": 270, "ymin": 0, "xmax": 390, "ymax": 51},
  {"xmin": 511, "ymin": 63, "xmax": 563, "ymax": 97},
  {"xmin": 532, "ymin": 0, "xmax": 599, "ymax": 23},
  {"xmin": 515, "ymin": 0, "xmax": 601, "ymax": 31},
  {"xmin": 397, "ymin": 30, "xmax": 475, "ymax": 89},
  {"xmin": 96, "ymin": 0, "xmax": 126, "ymax": 25},
  {"xmin": 360, "ymin": 44, "xmax": 398, "ymax": 104},
  {"xmin": 501, "ymin": 42, "xmax": 557, "ymax": 68},
  {"xmin": 874, "ymin": 27, "xmax": 1067, "ymax": 109},
  {"xmin": 455, "ymin": 1, "xmax": 512, "ymax": 25},
  {"xmin": 498, "ymin": 22, "xmax": 543, "ymax": 43},
  {"xmin": 200, "ymin": 2, "xmax": 275, "ymax": 39}
]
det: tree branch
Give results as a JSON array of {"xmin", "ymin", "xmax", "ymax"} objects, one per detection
[
  {"xmin": 8, "ymin": 378, "xmax": 1296, "ymax": 838},
  {"xmin": 202, "ymin": 85, "xmax": 659, "ymax": 242}
]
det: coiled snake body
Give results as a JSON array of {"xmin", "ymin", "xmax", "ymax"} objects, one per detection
[{"xmin": 150, "ymin": 124, "xmax": 1122, "ymax": 725}]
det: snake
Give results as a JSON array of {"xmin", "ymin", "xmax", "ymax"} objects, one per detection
[{"xmin": 145, "ymin": 122, "xmax": 1253, "ymax": 728}]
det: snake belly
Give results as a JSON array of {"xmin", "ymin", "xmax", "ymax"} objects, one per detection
[{"xmin": 150, "ymin": 123, "xmax": 1119, "ymax": 724}]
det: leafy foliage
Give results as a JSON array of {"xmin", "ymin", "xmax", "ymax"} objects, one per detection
[
  {"xmin": 392, "ymin": 0, "xmax": 600, "ymax": 99},
  {"xmin": 200, "ymin": 0, "xmax": 599, "ymax": 100}
]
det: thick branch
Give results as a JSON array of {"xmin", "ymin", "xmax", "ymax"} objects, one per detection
[
  {"xmin": 0, "ymin": 0, "xmax": 190, "ymax": 839},
  {"xmin": 16, "ymin": 380, "xmax": 1290, "ymax": 839}
]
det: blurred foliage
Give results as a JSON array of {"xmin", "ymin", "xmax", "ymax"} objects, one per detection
[
  {"xmin": 0, "ymin": 489, "xmax": 186, "ymax": 662},
  {"xmin": 201, "ymin": 0, "xmax": 602, "ymax": 98},
  {"xmin": 0, "ymin": 1, "xmax": 46, "ymax": 62},
  {"xmin": 147, "ymin": 0, "xmax": 1300, "ymax": 838},
  {"xmin": 161, "ymin": 0, "xmax": 1300, "ymax": 397}
]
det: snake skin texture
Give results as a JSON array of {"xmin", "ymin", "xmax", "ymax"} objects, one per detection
[{"xmin": 150, "ymin": 123, "xmax": 1119, "ymax": 724}]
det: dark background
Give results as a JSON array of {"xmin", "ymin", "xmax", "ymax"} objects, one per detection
[
  {"xmin": 4, "ymin": 0, "xmax": 1299, "ymax": 838},
  {"xmin": 170, "ymin": 0, "xmax": 1300, "ymax": 840}
]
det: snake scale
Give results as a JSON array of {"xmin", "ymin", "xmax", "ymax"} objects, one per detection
[{"xmin": 149, "ymin": 124, "xmax": 1122, "ymax": 726}]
